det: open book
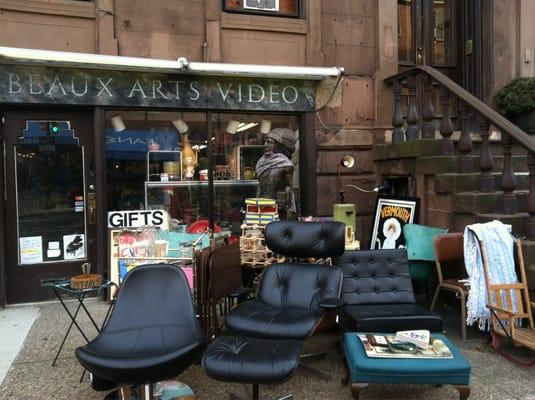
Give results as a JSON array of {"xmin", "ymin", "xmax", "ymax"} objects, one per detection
[{"xmin": 358, "ymin": 334, "xmax": 453, "ymax": 359}]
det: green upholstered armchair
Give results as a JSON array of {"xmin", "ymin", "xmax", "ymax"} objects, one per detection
[{"xmin": 402, "ymin": 223, "xmax": 449, "ymax": 302}]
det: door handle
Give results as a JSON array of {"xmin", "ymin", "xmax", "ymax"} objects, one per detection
[{"xmin": 88, "ymin": 192, "xmax": 96, "ymax": 224}]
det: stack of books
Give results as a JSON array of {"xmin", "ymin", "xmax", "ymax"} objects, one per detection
[{"xmin": 244, "ymin": 198, "xmax": 279, "ymax": 225}]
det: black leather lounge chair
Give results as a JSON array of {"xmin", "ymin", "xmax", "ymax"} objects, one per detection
[
  {"xmin": 334, "ymin": 248, "xmax": 444, "ymax": 333},
  {"xmin": 203, "ymin": 221, "xmax": 346, "ymax": 400},
  {"xmin": 75, "ymin": 264, "xmax": 206, "ymax": 399}
]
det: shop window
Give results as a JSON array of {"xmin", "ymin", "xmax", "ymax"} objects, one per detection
[
  {"xmin": 224, "ymin": 0, "xmax": 300, "ymax": 18},
  {"xmin": 105, "ymin": 111, "xmax": 299, "ymax": 253}
]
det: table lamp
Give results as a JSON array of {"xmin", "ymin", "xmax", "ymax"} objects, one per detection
[
  {"xmin": 333, "ymin": 155, "xmax": 390, "ymax": 250},
  {"xmin": 333, "ymin": 155, "xmax": 358, "ymax": 249}
]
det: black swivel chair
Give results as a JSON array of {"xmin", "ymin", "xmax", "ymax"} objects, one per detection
[
  {"xmin": 334, "ymin": 248, "xmax": 444, "ymax": 333},
  {"xmin": 75, "ymin": 264, "xmax": 206, "ymax": 399},
  {"xmin": 203, "ymin": 221, "xmax": 346, "ymax": 399}
]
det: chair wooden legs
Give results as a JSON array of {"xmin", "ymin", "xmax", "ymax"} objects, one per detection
[
  {"xmin": 460, "ymin": 293, "xmax": 467, "ymax": 340},
  {"xmin": 430, "ymin": 286, "xmax": 468, "ymax": 340},
  {"xmin": 430, "ymin": 287, "xmax": 440, "ymax": 311}
]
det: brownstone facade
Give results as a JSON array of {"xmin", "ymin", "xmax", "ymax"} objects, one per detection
[{"xmin": 2, "ymin": 0, "xmax": 535, "ymax": 245}]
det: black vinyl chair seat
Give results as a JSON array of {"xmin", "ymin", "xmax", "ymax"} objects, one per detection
[
  {"xmin": 339, "ymin": 303, "xmax": 444, "ymax": 333},
  {"xmin": 75, "ymin": 328, "xmax": 204, "ymax": 384},
  {"xmin": 225, "ymin": 262, "xmax": 343, "ymax": 340},
  {"xmin": 75, "ymin": 264, "xmax": 206, "ymax": 388},
  {"xmin": 202, "ymin": 221, "xmax": 346, "ymax": 399},
  {"xmin": 225, "ymin": 299, "xmax": 321, "ymax": 340},
  {"xmin": 203, "ymin": 336, "xmax": 303, "ymax": 385},
  {"xmin": 334, "ymin": 248, "xmax": 444, "ymax": 333}
]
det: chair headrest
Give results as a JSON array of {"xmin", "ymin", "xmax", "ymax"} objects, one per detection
[{"xmin": 265, "ymin": 221, "xmax": 345, "ymax": 259}]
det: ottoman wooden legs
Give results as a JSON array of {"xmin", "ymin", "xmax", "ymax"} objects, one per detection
[
  {"xmin": 350, "ymin": 383, "xmax": 368, "ymax": 400},
  {"xmin": 350, "ymin": 383, "xmax": 470, "ymax": 400},
  {"xmin": 456, "ymin": 385, "xmax": 471, "ymax": 400}
]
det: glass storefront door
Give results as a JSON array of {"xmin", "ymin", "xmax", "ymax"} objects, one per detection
[{"xmin": 4, "ymin": 110, "xmax": 96, "ymax": 303}]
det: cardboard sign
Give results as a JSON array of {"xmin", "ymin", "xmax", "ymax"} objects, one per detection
[{"xmin": 107, "ymin": 209, "xmax": 168, "ymax": 229}]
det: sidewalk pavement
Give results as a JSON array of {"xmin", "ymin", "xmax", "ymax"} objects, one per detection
[{"xmin": 0, "ymin": 298, "xmax": 534, "ymax": 400}]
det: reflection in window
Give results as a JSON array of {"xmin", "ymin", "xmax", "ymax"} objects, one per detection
[
  {"xmin": 398, "ymin": 0, "xmax": 414, "ymax": 63},
  {"xmin": 105, "ymin": 111, "xmax": 299, "ymax": 245},
  {"xmin": 16, "ymin": 121, "xmax": 86, "ymax": 264},
  {"xmin": 224, "ymin": 0, "xmax": 299, "ymax": 17},
  {"xmin": 433, "ymin": 0, "xmax": 454, "ymax": 65}
]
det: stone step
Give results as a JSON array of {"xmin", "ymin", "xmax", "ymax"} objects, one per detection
[
  {"xmin": 436, "ymin": 172, "xmax": 529, "ymax": 194},
  {"xmin": 453, "ymin": 191, "xmax": 527, "ymax": 214},
  {"xmin": 414, "ymin": 154, "xmax": 528, "ymax": 175}
]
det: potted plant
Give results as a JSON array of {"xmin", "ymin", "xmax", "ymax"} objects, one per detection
[{"xmin": 496, "ymin": 77, "xmax": 535, "ymax": 135}]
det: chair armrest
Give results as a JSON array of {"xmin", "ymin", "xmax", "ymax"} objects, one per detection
[
  {"xmin": 318, "ymin": 298, "xmax": 347, "ymax": 309},
  {"xmin": 530, "ymin": 301, "xmax": 535, "ymax": 311},
  {"xmin": 487, "ymin": 304, "xmax": 516, "ymax": 317}
]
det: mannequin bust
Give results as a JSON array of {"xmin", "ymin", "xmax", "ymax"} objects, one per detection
[{"xmin": 255, "ymin": 128, "xmax": 297, "ymax": 213}]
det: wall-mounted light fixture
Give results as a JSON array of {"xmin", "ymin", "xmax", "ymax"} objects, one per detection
[
  {"xmin": 260, "ymin": 119, "xmax": 272, "ymax": 134},
  {"xmin": 172, "ymin": 114, "xmax": 189, "ymax": 134},
  {"xmin": 110, "ymin": 115, "xmax": 126, "ymax": 132},
  {"xmin": 226, "ymin": 120, "xmax": 240, "ymax": 134},
  {"xmin": 236, "ymin": 122, "xmax": 259, "ymax": 133}
]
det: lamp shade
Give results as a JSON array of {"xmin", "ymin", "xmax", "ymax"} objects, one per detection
[
  {"xmin": 110, "ymin": 115, "xmax": 126, "ymax": 132},
  {"xmin": 172, "ymin": 118, "xmax": 189, "ymax": 134},
  {"xmin": 341, "ymin": 155, "xmax": 355, "ymax": 169},
  {"xmin": 260, "ymin": 119, "xmax": 272, "ymax": 134},
  {"xmin": 226, "ymin": 120, "xmax": 239, "ymax": 134}
]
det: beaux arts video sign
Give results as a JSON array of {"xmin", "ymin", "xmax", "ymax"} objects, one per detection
[{"xmin": 0, "ymin": 64, "xmax": 316, "ymax": 111}]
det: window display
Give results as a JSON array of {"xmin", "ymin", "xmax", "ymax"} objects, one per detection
[{"xmin": 106, "ymin": 111, "xmax": 299, "ymax": 247}]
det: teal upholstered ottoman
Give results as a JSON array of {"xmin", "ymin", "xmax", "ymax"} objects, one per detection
[{"xmin": 344, "ymin": 332, "xmax": 471, "ymax": 399}]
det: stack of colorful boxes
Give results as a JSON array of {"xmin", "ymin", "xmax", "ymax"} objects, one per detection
[
  {"xmin": 240, "ymin": 198, "xmax": 283, "ymax": 267},
  {"xmin": 243, "ymin": 198, "xmax": 279, "ymax": 225}
]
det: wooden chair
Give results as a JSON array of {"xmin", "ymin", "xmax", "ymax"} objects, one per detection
[
  {"xmin": 430, "ymin": 232, "xmax": 470, "ymax": 340},
  {"xmin": 481, "ymin": 239, "xmax": 535, "ymax": 352}
]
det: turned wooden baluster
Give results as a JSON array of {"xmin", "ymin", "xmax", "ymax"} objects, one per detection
[
  {"xmin": 501, "ymin": 133, "xmax": 517, "ymax": 214},
  {"xmin": 527, "ymin": 152, "xmax": 535, "ymax": 240},
  {"xmin": 392, "ymin": 80, "xmax": 405, "ymax": 143},
  {"xmin": 457, "ymin": 102, "xmax": 474, "ymax": 173},
  {"xmin": 421, "ymin": 75, "xmax": 435, "ymax": 139},
  {"xmin": 478, "ymin": 118, "xmax": 494, "ymax": 192},
  {"xmin": 439, "ymin": 88, "xmax": 454, "ymax": 155},
  {"xmin": 406, "ymin": 72, "xmax": 419, "ymax": 141}
]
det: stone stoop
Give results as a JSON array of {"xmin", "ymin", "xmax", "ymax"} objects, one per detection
[{"xmin": 374, "ymin": 138, "xmax": 534, "ymax": 290}]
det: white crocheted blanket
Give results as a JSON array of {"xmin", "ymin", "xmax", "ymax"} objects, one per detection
[{"xmin": 463, "ymin": 220, "xmax": 519, "ymax": 331}]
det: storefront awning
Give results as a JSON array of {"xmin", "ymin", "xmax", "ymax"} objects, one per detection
[{"xmin": 0, "ymin": 46, "xmax": 343, "ymax": 80}]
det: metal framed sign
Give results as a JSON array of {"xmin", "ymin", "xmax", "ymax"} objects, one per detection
[{"xmin": 0, "ymin": 64, "xmax": 316, "ymax": 112}]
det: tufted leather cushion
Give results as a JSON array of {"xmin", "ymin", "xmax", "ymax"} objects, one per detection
[
  {"xmin": 203, "ymin": 336, "xmax": 303, "ymax": 384},
  {"xmin": 225, "ymin": 263, "xmax": 343, "ymax": 339},
  {"xmin": 224, "ymin": 299, "xmax": 321, "ymax": 340},
  {"xmin": 339, "ymin": 304, "xmax": 444, "ymax": 333},
  {"xmin": 265, "ymin": 221, "xmax": 345, "ymax": 259},
  {"xmin": 75, "ymin": 264, "xmax": 206, "ymax": 385},
  {"xmin": 334, "ymin": 249, "xmax": 443, "ymax": 333},
  {"xmin": 335, "ymin": 248, "xmax": 416, "ymax": 305}
]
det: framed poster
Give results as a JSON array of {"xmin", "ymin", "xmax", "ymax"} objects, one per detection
[{"xmin": 369, "ymin": 196, "xmax": 419, "ymax": 250}]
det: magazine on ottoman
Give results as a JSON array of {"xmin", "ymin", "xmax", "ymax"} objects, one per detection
[{"xmin": 357, "ymin": 334, "xmax": 453, "ymax": 359}]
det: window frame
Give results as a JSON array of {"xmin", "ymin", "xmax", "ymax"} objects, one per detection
[{"xmin": 222, "ymin": 0, "xmax": 302, "ymax": 19}]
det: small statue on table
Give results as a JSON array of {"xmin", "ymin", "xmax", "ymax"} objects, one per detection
[{"xmin": 255, "ymin": 128, "xmax": 297, "ymax": 217}]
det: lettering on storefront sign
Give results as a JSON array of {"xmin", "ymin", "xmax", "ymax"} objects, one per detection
[
  {"xmin": 0, "ymin": 64, "xmax": 316, "ymax": 111},
  {"xmin": 107, "ymin": 210, "xmax": 168, "ymax": 229}
]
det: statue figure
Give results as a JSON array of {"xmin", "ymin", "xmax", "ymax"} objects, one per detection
[{"xmin": 255, "ymin": 128, "xmax": 297, "ymax": 213}]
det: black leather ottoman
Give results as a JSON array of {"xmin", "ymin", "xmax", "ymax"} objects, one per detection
[{"xmin": 202, "ymin": 336, "xmax": 303, "ymax": 400}]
